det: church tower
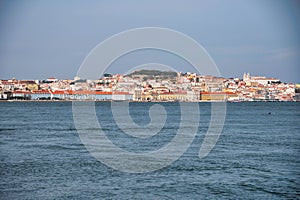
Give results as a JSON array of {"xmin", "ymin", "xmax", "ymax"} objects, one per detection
[{"xmin": 243, "ymin": 73, "xmax": 251, "ymax": 86}]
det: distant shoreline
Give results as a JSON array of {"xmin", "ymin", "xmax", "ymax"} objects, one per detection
[{"xmin": 0, "ymin": 100, "xmax": 298, "ymax": 103}]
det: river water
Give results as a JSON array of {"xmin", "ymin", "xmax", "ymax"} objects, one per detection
[{"xmin": 0, "ymin": 102, "xmax": 299, "ymax": 199}]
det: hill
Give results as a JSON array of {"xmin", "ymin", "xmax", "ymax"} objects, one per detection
[{"xmin": 126, "ymin": 70, "xmax": 178, "ymax": 78}]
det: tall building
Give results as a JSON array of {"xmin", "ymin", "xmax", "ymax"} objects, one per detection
[{"xmin": 243, "ymin": 73, "xmax": 251, "ymax": 86}]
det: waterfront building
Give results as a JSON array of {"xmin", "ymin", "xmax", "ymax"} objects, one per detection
[
  {"xmin": 31, "ymin": 90, "xmax": 52, "ymax": 100},
  {"xmin": 200, "ymin": 92, "xmax": 238, "ymax": 101},
  {"xmin": 10, "ymin": 90, "xmax": 31, "ymax": 100},
  {"xmin": 294, "ymin": 84, "xmax": 300, "ymax": 101},
  {"xmin": 0, "ymin": 71, "xmax": 297, "ymax": 102},
  {"xmin": 0, "ymin": 93, "xmax": 8, "ymax": 100},
  {"xmin": 155, "ymin": 91, "xmax": 191, "ymax": 101},
  {"xmin": 112, "ymin": 92, "xmax": 133, "ymax": 101}
]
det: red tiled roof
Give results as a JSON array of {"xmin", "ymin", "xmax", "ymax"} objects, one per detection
[
  {"xmin": 30, "ymin": 90, "xmax": 114, "ymax": 95},
  {"xmin": 13, "ymin": 90, "xmax": 32, "ymax": 94},
  {"xmin": 32, "ymin": 90, "xmax": 51, "ymax": 94}
]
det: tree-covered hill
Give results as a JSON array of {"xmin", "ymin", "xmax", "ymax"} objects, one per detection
[{"xmin": 126, "ymin": 70, "xmax": 178, "ymax": 78}]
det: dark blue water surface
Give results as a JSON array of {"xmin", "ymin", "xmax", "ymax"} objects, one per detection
[{"xmin": 0, "ymin": 102, "xmax": 299, "ymax": 199}]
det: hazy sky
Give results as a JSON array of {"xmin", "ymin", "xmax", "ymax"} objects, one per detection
[{"xmin": 0, "ymin": 0, "xmax": 299, "ymax": 82}]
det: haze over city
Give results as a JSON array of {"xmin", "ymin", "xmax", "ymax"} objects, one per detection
[{"xmin": 0, "ymin": 0, "xmax": 299, "ymax": 82}]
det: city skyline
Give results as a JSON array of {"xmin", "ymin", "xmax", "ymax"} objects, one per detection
[
  {"xmin": 1, "ymin": 70, "xmax": 298, "ymax": 102},
  {"xmin": 0, "ymin": 1, "xmax": 299, "ymax": 82},
  {"xmin": 0, "ymin": 70, "xmax": 297, "ymax": 84}
]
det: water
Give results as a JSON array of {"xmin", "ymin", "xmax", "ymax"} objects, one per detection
[{"xmin": 0, "ymin": 102, "xmax": 299, "ymax": 199}]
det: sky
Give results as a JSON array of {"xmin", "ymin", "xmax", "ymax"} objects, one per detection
[{"xmin": 0, "ymin": 0, "xmax": 299, "ymax": 83}]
